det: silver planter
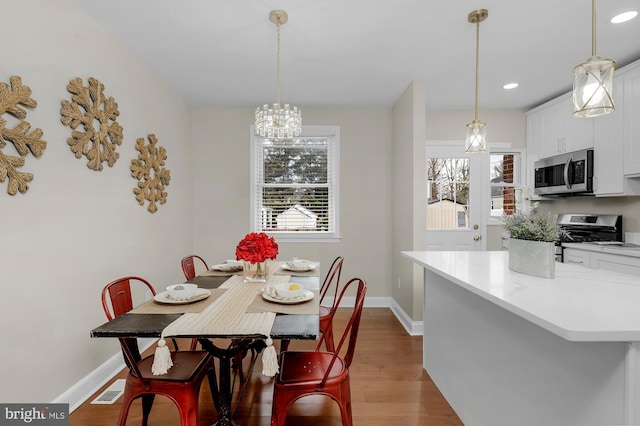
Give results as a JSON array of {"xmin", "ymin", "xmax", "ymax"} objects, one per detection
[{"xmin": 508, "ymin": 238, "xmax": 555, "ymax": 279}]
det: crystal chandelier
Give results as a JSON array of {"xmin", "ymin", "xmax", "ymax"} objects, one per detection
[
  {"xmin": 572, "ymin": 0, "xmax": 615, "ymax": 118},
  {"xmin": 255, "ymin": 10, "xmax": 302, "ymax": 139},
  {"xmin": 465, "ymin": 9, "xmax": 488, "ymax": 153}
]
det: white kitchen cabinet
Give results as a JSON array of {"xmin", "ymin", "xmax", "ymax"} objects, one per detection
[
  {"xmin": 593, "ymin": 78, "xmax": 625, "ymax": 195},
  {"xmin": 624, "ymin": 60, "xmax": 640, "ymax": 177},
  {"xmin": 535, "ymin": 93, "xmax": 594, "ymax": 160},
  {"xmin": 563, "ymin": 246, "xmax": 640, "ymax": 278},
  {"xmin": 563, "ymin": 248, "xmax": 590, "ymax": 266},
  {"xmin": 591, "ymin": 251, "xmax": 640, "ymax": 277}
]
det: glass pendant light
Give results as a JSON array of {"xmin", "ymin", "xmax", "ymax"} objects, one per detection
[
  {"xmin": 465, "ymin": 9, "xmax": 488, "ymax": 153},
  {"xmin": 573, "ymin": 0, "xmax": 615, "ymax": 118},
  {"xmin": 255, "ymin": 10, "xmax": 302, "ymax": 138}
]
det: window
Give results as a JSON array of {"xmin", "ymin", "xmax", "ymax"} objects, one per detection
[
  {"xmin": 251, "ymin": 125, "xmax": 340, "ymax": 242},
  {"xmin": 427, "ymin": 157, "xmax": 470, "ymax": 229},
  {"xmin": 489, "ymin": 150, "xmax": 524, "ymax": 219}
]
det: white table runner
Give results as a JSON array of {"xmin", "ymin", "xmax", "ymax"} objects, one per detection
[{"xmin": 152, "ymin": 275, "xmax": 291, "ymax": 376}]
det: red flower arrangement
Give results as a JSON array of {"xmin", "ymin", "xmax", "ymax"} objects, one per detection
[{"xmin": 235, "ymin": 232, "xmax": 279, "ymax": 264}]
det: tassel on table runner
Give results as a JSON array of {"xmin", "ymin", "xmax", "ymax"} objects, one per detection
[
  {"xmin": 152, "ymin": 338, "xmax": 173, "ymax": 375},
  {"xmin": 262, "ymin": 337, "xmax": 279, "ymax": 377}
]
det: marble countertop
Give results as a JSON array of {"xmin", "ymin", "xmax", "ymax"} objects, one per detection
[{"xmin": 402, "ymin": 250, "xmax": 640, "ymax": 342}]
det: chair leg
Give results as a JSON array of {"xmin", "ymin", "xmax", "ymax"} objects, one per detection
[
  {"xmin": 141, "ymin": 394, "xmax": 155, "ymax": 426},
  {"xmin": 176, "ymin": 394, "xmax": 199, "ymax": 426},
  {"xmin": 338, "ymin": 379, "xmax": 353, "ymax": 426},
  {"xmin": 280, "ymin": 339, "xmax": 290, "ymax": 352}
]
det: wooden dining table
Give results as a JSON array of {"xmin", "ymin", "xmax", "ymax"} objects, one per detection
[{"xmin": 90, "ymin": 265, "xmax": 320, "ymax": 426}]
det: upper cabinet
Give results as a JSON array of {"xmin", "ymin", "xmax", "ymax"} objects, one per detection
[
  {"xmin": 624, "ymin": 62, "xmax": 640, "ymax": 177},
  {"xmin": 529, "ymin": 93, "xmax": 594, "ymax": 161},
  {"xmin": 592, "ymin": 75, "xmax": 624, "ymax": 196}
]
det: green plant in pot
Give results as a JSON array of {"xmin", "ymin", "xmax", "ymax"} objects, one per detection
[{"xmin": 502, "ymin": 212, "xmax": 560, "ymax": 279}]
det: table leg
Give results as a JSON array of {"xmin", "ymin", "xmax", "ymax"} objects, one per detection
[{"xmin": 198, "ymin": 338, "xmax": 266, "ymax": 426}]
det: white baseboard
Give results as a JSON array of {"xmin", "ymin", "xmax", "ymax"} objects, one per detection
[
  {"xmin": 390, "ymin": 299, "xmax": 424, "ymax": 336},
  {"xmin": 55, "ymin": 299, "xmax": 424, "ymax": 412},
  {"xmin": 52, "ymin": 338, "xmax": 155, "ymax": 413}
]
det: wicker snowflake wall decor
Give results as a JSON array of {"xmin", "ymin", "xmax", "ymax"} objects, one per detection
[
  {"xmin": 131, "ymin": 134, "xmax": 170, "ymax": 213},
  {"xmin": 60, "ymin": 77, "xmax": 123, "ymax": 171},
  {"xmin": 0, "ymin": 76, "xmax": 47, "ymax": 195}
]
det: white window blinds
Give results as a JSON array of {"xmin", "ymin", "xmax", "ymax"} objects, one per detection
[{"xmin": 251, "ymin": 126, "xmax": 340, "ymax": 242}]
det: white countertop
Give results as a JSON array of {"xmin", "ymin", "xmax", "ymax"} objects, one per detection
[
  {"xmin": 562, "ymin": 242, "xmax": 640, "ymax": 257},
  {"xmin": 402, "ymin": 250, "xmax": 640, "ymax": 342}
]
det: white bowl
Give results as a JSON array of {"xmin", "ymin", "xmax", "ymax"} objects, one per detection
[
  {"xmin": 272, "ymin": 282, "xmax": 306, "ymax": 299},
  {"xmin": 166, "ymin": 283, "xmax": 198, "ymax": 301}
]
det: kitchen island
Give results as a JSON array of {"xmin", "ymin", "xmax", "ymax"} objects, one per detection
[{"xmin": 402, "ymin": 250, "xmax": 640, "ymax": 426}]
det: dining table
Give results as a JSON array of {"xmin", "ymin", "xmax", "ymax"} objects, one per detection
[{"xmin": 90, "ymin": 260, "xmax": 320, "ymax": 426}]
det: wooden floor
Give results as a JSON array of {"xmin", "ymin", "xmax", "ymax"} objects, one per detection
[{"xmin": 71, "ymin": 308, "xmax": 462, "ymax": 425}]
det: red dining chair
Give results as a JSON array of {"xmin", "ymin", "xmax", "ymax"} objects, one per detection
[
  {"xmin": 271, "ymin": 277, "xmax": 367, "ymax": 426},
  {"xmin": 101, "ymin": 276, "xmax": 215, "ymax": 426},
  {"xmin": 181, "ymin": 254, "xmax": 210, "ymax": 281},
  {"xmin": 317, "ymin": 256, "xmax": 344, "ymax": 352},
  {"xmin": 280, "ymin": 256, "xmax": 344, "ymax": 352}
]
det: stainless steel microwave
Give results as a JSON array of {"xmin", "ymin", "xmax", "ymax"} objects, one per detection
[{"xmin": 534, "ymin": 149, "xmax": 593, "ymax": 196}]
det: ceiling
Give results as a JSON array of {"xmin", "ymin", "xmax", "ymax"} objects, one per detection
[{"xmin": 73, "ymin": 0, "xmax": 640, "ymax": 111}]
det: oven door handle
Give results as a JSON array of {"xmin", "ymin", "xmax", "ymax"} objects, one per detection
[{"xmin": 563, "ymin": 157, "xmax": 572, "ymax": 189}]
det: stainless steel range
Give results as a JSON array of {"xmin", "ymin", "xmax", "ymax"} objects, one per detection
[{"xmin": 555, "ymin": 213, "xmax": 623, "ymax": 262}]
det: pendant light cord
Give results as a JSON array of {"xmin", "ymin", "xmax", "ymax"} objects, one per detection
[
  {"xmin": 591, "ymin": 0, "xmax": 596, "ymax": 56},
  {"xmin": 276, "ymin": 19, "xmax": 281, "ymax": 106},
  {"xmin": 474, "ymin": 19, "xmax": 480, "ymax": 122}
]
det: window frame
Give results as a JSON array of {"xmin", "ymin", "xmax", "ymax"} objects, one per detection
[
  {"xmin": 488, "ymin": 147, "xmax": 525, "ymax": 224},
  {"xmin": 250, "ymin": 125, "xmax": 341, "ymax": 243}
]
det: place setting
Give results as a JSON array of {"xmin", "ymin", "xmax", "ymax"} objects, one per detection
[
  {"xmin": 247, "ymin": 280, "xmax": 319, "ymax": 315},
  {"xmin": 130, "ymin": 283, "xmax": 226, "ymax": 314},
  {"xmin": 199, "ymin": 259, "xmax": 244, "ymax": 276},
  {"xmin": 274, "ymin": 258, "xmax": 320, "ymax": 276}
]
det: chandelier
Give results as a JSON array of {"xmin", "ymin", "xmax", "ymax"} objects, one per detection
[
  {"xmin": 465, "ymin": 9, "xmax": 488, "ymax": 153},
  {"xmin": 572, "ymin": 0, "xmax": 615, "ymax": 118},
  {"xmin": 255, "ymin": 10, "xmax": 302, "ymax": 139}
]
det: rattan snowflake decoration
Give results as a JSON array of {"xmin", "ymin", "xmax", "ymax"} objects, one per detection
[
  {"xmin": 0, "ymin": 76, "xmax": 47, "ymax": 195},
  {"xmin": 131, "ymin": 134, "xmax": 170, "ymax": 213},
  {"xmin": 60, "ymin": 77, "xmax": 123, "ymax": 171}
]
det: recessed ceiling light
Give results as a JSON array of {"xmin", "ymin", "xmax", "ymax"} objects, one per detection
[
  {"xmin": 611, "ymin": 10, "xmax": 638, "ymax": 24},
  {"xmin": 503, "ymin": 83, "xmax": 519, "ymax": 90}
]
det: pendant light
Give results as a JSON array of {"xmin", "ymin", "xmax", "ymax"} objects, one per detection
[
  {"xmin": 465, "ymin": 9, "xmax": 488, "ymax": 153},
  {"xmin": 255, "ymin": 10, "xmax": 302, "ymax": 139},
  {"xmin": 572, "ymin": 0, "xmax": 615, "ymax": 118}
]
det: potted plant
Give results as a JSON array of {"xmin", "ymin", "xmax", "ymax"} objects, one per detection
[{"xmin": 502, "ymin": 212, "xmax": 560, "ymax": 279}]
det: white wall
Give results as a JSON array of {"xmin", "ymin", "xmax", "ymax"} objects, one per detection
[
  {"xmin": 0, "ymin": 0, "xmax": 193, "ymax": 403},
  {"xmin": 426, "ymin": 109, "xmax": 527, "ymax": 250},
  {"xmin": 191, "ymin": 108, "xmax": 393, "ymax": 306}
]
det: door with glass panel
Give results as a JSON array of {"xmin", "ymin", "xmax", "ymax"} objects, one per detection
[{"xmin": 425, "ymin": 142, "xmax": 487, "ymax": 251}]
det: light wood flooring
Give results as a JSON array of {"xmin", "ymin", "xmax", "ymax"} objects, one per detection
[{"xmin": 71, "ymin": 308, "xmax": 462, "ymax": 425}]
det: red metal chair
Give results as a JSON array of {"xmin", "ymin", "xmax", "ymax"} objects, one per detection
[
  {"xmin": 101, "ymin": 276, "xmax": 215, "ymax": 426},
  {"xmin": 280, "ymin": 256, "xmax": 344, "ymax": 352},
  {"xmin": 181, "ymin": 254, "xmax": 210, "ymax": 281},
  {"xmin": 271, "ymin": 277, "xmax": 367, "ymax": 426},
  {"xmin": 317, "ymin": 256, "xmax": 344, "ymax": 352}
]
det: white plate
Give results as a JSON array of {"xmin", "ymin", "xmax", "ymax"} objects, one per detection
[
  {"xmin": 281, "ymin": 263, "xmax": 317, "ymax": 272},
  {"xmin": 154, "ymin": 288, "xmax": 211, "ymax": 304},
  {"xmin": 212, "ymin": 263, "xmax": 243, "ymax": 272},
  {"xmin": 262, "ymin": 290, "xmax": 314, "ymax": 305}
]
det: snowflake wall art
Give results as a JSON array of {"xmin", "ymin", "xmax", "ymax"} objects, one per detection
[
  {"xmin": 131, "ymin": 134, "xmax": 170, "ymax": 213},
  {"xmin": 60, "ymin": 77, "xmax": 123, "ymax": 171},
  {"xmin": 0, "ymin": 76, "xmax": 47, "ymax": 195}
]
